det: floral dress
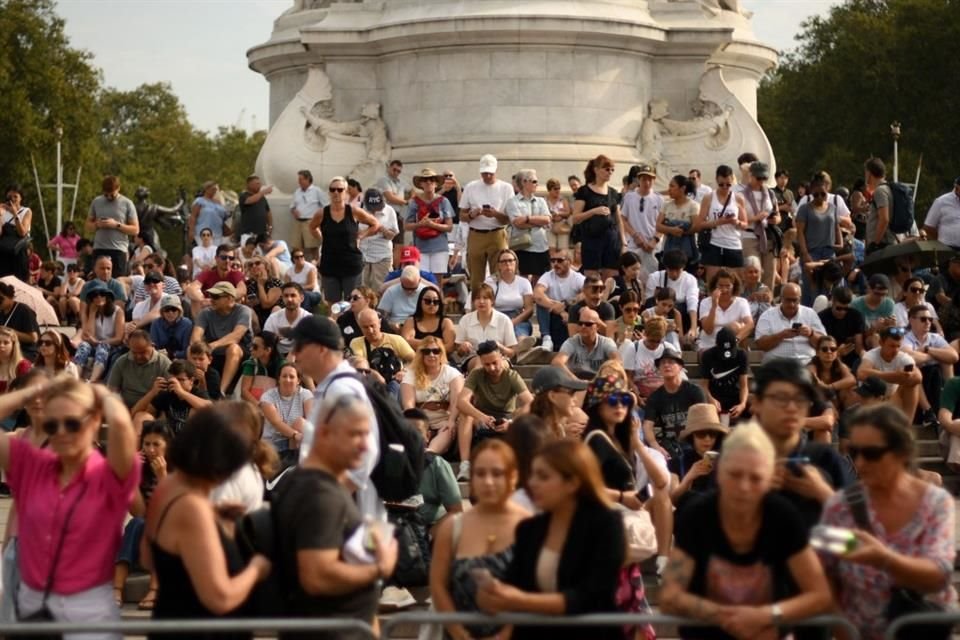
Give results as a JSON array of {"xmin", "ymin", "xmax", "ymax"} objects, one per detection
[{"xmin": 819, "ymin": 484, "xmax": 957, "ymax": 640}]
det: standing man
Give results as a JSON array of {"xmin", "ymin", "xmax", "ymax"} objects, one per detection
[
  {"xmin": 688, "ymin": 169, "xmax": 712, "ymax": 203},
  {"xmin": 359, "ymin": 188, "xmax": 399, "ymax": 292},
  {"xmin": 864, "ymin": 157, "xmax": 896, "ymax": 253},
  {"xmin": 290, "ymin": 169, "xmax": 326, "ymax": 262},
  {"xmin": 86, "ymin": 175, "xmax": 139, "ymax": 276},
  {"xmin": 622, "ymin": 164, "xmax": 664, "ymax": 275},
  {"xmin": 773, "ymin": 169, "xmax": 795, "ymax": 229},
  {"xmin": 922, "ymin": 177, "xmax": 960, "ymax": 250},
  {"xmin": 459, "ymin": 155, "xmax": 515, "ymax": 292},
  {"xmin": 237, "ymin": 175, "xmax": 273, "ymax": 245},
  {"xmin": 377, "ymin": 159, "xmax": 410, "ymax": 267}
]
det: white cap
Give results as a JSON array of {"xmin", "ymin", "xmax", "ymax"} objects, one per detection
[{"xmin": 478, "ymin": 154, "xmax": 498, "ymax": 174}]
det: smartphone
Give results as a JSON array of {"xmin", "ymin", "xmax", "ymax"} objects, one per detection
[
  {"xmin": 904, "ymin": 364, "xmax": 915, "ymax": 372},
  {"xmin": 792, "ymin": 322, "xmax": 802, "ymax": 330},
  {"xmin": 704, "ymin": 451, "xmax": 719, "ymax": 463},
  {"xmin": 482, "ymin": 204, "xmax": 491, "ymax": 209},
  {"xmin": 785, "ymin": 455, "xmax": 811, "ymax": 477}
]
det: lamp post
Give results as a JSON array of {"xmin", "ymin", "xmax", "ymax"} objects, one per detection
[{"xmin": 890, "ymin": 121, "xmax": 901, "ymax": 183}]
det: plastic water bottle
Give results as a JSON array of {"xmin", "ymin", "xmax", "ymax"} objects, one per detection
[
  {"xmin": 331, "ymin": 301, "xmax": 350, "ymax": 315},
  {"xmin": 810, "ymin": 525, "xmax": 858, "ymax": 555}
]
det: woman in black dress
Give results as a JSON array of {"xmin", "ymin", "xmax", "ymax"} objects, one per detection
[
  {"xmin": 571, "ymin": 155, "xmax": 625, "ymax": 281},
  {"xmin": 309, "ymin": 176, "xmax": 381, "ymax": 306}
]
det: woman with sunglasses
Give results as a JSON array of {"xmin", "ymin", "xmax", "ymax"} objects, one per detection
[
  {"xmin": 401, "ymin": 287, "xmax": 456, "ymax": 353},
  {"xmin": 694, "ymin": 164, "xmax": 747, "ymax": 284},
  {"xmin": 819, "ymin": 405, "xmax": 957, "ymax": 640},
  {"xmin": 400, "ymin": 336, "xmax": 463, "ymax": 455},
  {"xmin": 809, "ymin": 336, "xmax": 856, "ymax": 418},
  {"xmin": 34, "ymin": 329, "xmax": 79, "ymax": 378},
  {"xmin": 613, "ymin": 291, "xmax": 643, "ymax": 346},
  {"xmin": 894, "ymin": 276, "xmax": 939, "ymax": 330},
  {"xmin": 73, "ymin": 285, "xmax": 125, "ymax": 383},
  {"xmin": 796, "ymin": 177, "xmax": 843, "ymax": 305},
  {"xmin": 571, "ymin": 155, "xmax": 625, "ymax": 280},
  {"xmin": 335, "ymin": 286, "xmax": 393, "ymax": 344},
  {"xmin": 190, "ymin": 227, "xmax": 218, "ymax": 278},
  {"xmin": 0, "ymin": 377, "xmax": 140, "ymax": 634},
  {"xmin": 309, "ymin": 176, "xmax": 382, "ymax": 306},
  {"xmin": 0, "ymin": 327, "xmax": 31, "ymax": 395},
  {"xmin": 284, "ymin": 250, "xmax": 321, "ymax": 310},
  {"xmin": 485, "ymin": 248, "xmax": 535, "ymax": 339}
]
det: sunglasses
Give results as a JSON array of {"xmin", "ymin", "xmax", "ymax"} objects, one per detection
[
  {"xmin": 847, "ymin": 444, "xmax": 890, "ymax": 462},
  {"xmin": 550, "ymin": 258, "xmax": 567, "ymax": 264},
  {"xmin": 422, "ymin": 298, "xmax": 441, "ymax": 306},
  {"xmin": 420, "ymin": 348, "xmax": 442, "ymax": 355},
  {"xmin": 349, "ymin": 294, "xmax": 364, "ymax": 301},
  {"xmin": 716, "ymin": 181, "xmax": 732, "ymax": 188},
  {"xmin": 886, "ymin": 327, "xmax": 907, "ymax": 337},
  {"xmin": 604, "ymin": 393, "xmax": 633, "ymax": 408},
  {"xmin": 908, "ymin": 287, "xmax": 925, "ymax": 294},
  {"xmin": 293, "ymin": 254, "xmax": 305, "ymax": 259},
  {"xmin": 42, "ymin": 415, "xmax": 87, "ymax": 436},
  {"xmin": 218, "ymin": 254, "xmax": 235, "ymax": 261},
  {"xmin": 443, "ymin": 174, "xmax": 454, "ymax": 178},
  {"xmin": 819, "ymin": 346, "xmax": 837, "ymax": 353},
  {"xmin": 524, "ymin": 179, "xmax": 539, "ymax": 184},
  {"xmin": 915, "ymin": 316, "xmax": 934, "ymax": 323},
  {"xmin": 329, "ymin": 187, "xmax": 345, "ymax": 193}
]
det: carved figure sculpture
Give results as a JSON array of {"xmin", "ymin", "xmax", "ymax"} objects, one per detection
[
  {"xmin": 134, "ymin": 187, "xmax": 184, "ymax": 252},
  {"xmin": 300, "ymin": 102, "xmax": 391, "ymax": 178}
]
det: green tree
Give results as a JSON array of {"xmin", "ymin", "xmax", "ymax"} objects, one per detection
[{"xmin": 758, "ymin": 0, "xmax": 960, "ymax": 215}]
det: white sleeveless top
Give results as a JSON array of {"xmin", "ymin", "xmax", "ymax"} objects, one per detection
[
  {"xmin": 287, "ymin": 262, "xmax": 319, "ymax": 291},
  {"xmin": 708, "ymin": 192, "xmax": 741, "ymax": 250}
]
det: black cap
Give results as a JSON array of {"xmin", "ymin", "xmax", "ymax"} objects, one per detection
[
  {"xmin": 289, "ymin": 316, "xmax": 344, "ymax": 351},
  {"xmin": 954, "ymin": 177, "xmax": 960, "ymax": 187},
  {"xmin": 655, "ymin": 345, "xmax": 685, "ymax": 368},
  {"xmin": 856, "ymin": 376, "xmax": 888, "ymax": 399},
  {"xmin": 531, "ymin": 366, "xmax": 589, "ymax": 394},
  {"xmin": 867, "ymin": 273, "xmax": 891, "ymax": 290},
  {"xmin": 363, "ymin": 188, "xmax": 385, "ymax": 212},
  {"xmin": 716, "ymin": 327, "xmax": 739, "ymax": 357},
  {"xmin": 144, "ymin": 271, "xmax": 163, "ymax": 285}
]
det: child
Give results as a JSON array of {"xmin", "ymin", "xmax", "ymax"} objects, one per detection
[{"xmin": 188, "ymin": 341, "xmax": 223, "ymax": 400}]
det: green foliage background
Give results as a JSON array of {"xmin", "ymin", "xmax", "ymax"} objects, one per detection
[{"xmin": 758, "ymin": 0, "xmax": 960, "ymax": 219}]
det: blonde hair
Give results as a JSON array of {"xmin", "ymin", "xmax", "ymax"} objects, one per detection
[
  {"xmin": 597, "ymin": 359, "xmax": 629, "ymax": 387},
  {"xmin": 412, "ymin": 335, "xmax": 448, "ymax": 389},
  {"xmin": 44, "ymin": 376, "xmax": 97, "ymax": 413},
  {"xmin": 720, "ymin": 421, "xmax": 775, "ymax": 470},
  {"xmin": 642, "ymin": 316, "xmax": 667, "ymax": 341},
  {"xmin": 0, "ymin": 327, "xmax": 24, "ymax": 380}
]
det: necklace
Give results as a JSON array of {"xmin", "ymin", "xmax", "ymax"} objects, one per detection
[{"xmin": 277, "ymin": 391, "xmax": 298, "ymax": 424}]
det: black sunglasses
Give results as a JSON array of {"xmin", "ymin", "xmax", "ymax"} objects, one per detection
[
  {"xmin": 329, "ymin": 187, "xmax": 345, "ymax": 193},
  {"xmin": 908, "ymin": 287, "xmax": 924, "ymax": 294},
  {"xmin": 422, "ymin": 298, "xmax": 441, "ymax": 306},
  {"xmin": 420, "ymin": 348, "xmax": 442, "ymax": 355},
  {"xmin": 847, "ymin": 444, "xmax": 890, "ymax": 462},
  {"xmin": 349, "ymin": 294, "xmax": 364, "ymax": 301},
  {"xmin": 39, "ymin": 339, "xmax": 56, "ymax": 347},
  {"xmin": 293, "ymin": 254, "xmax": 305, "ymax": 259},
  {"xmin": 579, "ymin": 321, "xmax": 596, "ymax": 327},
  {"xmin": 218, "ymin": 254, "xmax": 235, "ymax": 261},
  {"xmin": 819, "ymin": 346, "xmax": 837, "ymax": 353},
  {"xmin": 605, "ymin": 393, "xmax": 633, "ymax": 408},
  {"xmin": 915, "ymin": 316, "xmax": 933, "ymax": 323},
  {"xmin": 42, "ymin": 416, "xmax": 87, "ymax": 436}
]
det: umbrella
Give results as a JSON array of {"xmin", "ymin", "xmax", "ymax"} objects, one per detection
[
  {"xmin": 0, "ymin": 276, "xmax": 58, "ymax": 326},
  {"xmin": 860, "ymin": 240, "xmax": 956, "ymax": 276}
]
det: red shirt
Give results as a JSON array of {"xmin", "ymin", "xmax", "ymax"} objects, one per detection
[
  {"xmin": 196, "ymin": 268, "xmax": 244, "ymax": 294},
  {"xmin": 8, "ymin": 438, "xmax": 140, "ymax": 594},
  {"xmin": 0, "ymin": 359, "xmax": 32, "ymax": 394}
]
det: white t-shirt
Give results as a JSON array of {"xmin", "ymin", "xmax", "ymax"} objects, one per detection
[
  {"xmin": 260, "ymin": 386, "xmax": 312, "ymax": 445},
  {"xmin": 132, "ymin": 296, "xmax": 163, "ymax": 325},
  {"xmin": 210, "ymin": 463, "xmax": 264, "ymax": 513},
  {"xmin": 644, "ymin": 270, "xmax": 699, "ymax": 312},
  {"xmin": 286, "ymin": 261, "xmax": 319, "ymax": 292},
  {"xmin": 401, "ymin": 365, "xmax": 463, "ymax": 404},
  {"xmin": 455, "ymin": 310, "xmax": 518, "ymax": 348},
  {"xmin": 460, "ymin": 179, "xmax": 515, "ymax": 230},
  {"xmin": 696, "ymin": 296, "xmax": 752, "ymax": 351},
  {"xmin": 694, "ymin": 184, "xmax": 713, "ymax": 203},
  {"xmin": 622, "ymin": 191, "xmax": 664, "ymax": 252},
  {"xmin": 263, "ymin": 307, "xmax": 312, "ymax": 355},
  {"xmin": 192, "ymin": 244, "xmax": 217, "ymax": 277},
  {"xmin": 861, "ymin": 347, "xmax": 916, "ymax": 396},
  {"xmin": 536, "ymin": 270, "xmax": 585, "ymax": 305},
  {"xmin": 485, "ymin": 275, "xmax": 533, "ymax": 315},
  {"xmin": 706, "ymin": 192, "xmax": 742, "ymax": 250},
  {"xmin": 359, "ymin": 204, "xmax": 399, "ymax": 263},
  {"xmin": 924, "ymin": 192, "xmax": 960, "ymax": 247}
]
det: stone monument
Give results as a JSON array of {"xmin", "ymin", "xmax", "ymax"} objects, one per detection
[{"xmin": 248, "ymin": 0, "xmax": 777, "ymax": 241}]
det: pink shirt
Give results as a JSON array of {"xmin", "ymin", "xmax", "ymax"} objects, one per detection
[
  {"xmin": 49, "ymin": 234, "xmax": 80, "ymax": 259},
  {"xmin": 8, "ymin": 438, "xmax": 140, "ymax": 594}
]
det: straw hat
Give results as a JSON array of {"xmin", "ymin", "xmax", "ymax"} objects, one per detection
[
  {"xmin": 413, "ymin": 168, "xmax": 443, "ymax": 189},
  {"xmin": 677, "ymin": 403, "xmax": 730, "ymax": 441}
]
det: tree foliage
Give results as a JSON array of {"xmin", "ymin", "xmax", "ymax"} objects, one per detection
[{"xmin": 758, "ymin": 0, "xmax": 960, "ymax": 215}]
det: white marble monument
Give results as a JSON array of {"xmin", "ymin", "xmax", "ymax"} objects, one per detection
[{"xmin": 248, "ymin": 0, "xmax": 778, "ymax": 239}]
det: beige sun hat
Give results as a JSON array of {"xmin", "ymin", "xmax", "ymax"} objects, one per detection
[
  {"xmin": 413, "ymin": 168, "xmax": 443, "ymax": 189},
  {"xmin": 677, "ymin": 403, "xmax": 731, "ymax": 441}
]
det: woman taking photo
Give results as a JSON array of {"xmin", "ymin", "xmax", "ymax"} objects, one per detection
[
  {"xmin": 476, "ymin": 440, "xmax": 626, "ymax": 640},
  {"xmin": 400, "ymin": 336, "xmax": 463, "ymax": 455},
  {"xmin": 808, "ymin": 335, "xmax": 856, "ymax": 416},
  {"xmin": 696, "ymin": 268, "xmax": 753, "ymax": 354},
  {"xmin": 143, "ymin": 407, "xmax": 271, "ymax": 637},
  {"xmin": 0, "ymin": 327, "xmax": 31, "ymax": 394},
  {"xmin": 485, "ymin": 249, "xmax": 535, "ymax": 339},
  {"xmin": 528, "ymin": 366, "xmax": 588, "ymax": 439},
  {"xmin": 819, "ymin": 405, "xmax": 957, "ymax": 640},
  {"xmin": 694, "ymin": 165, "xmax": 747, "ymax": 284},
  {"xmin": 401, "ymin": 287, "xmax": 456, "ymax": 353},
  {"xmin": 545, "ymin": 178, "xmax": 572, "ymax": 250},
  {"xmin": 239, "ymin": 331, "xmax": 283, "ymax": 404},
  {"xmin": 73, "ymin": 285, "xmax": 125, "ymax": 383},
  {"xmin": 572, "ymin": 155, "xmax": 625, "ymax": 280},
  {"xmin": 613, "ymin": 291, "xmax": 644, "ymax": 346},
  {"xmin": 260, "ymin": 363, "xmax": 313, "ymax": 468},
  {"xmin": 34, "ymin": 329, "xmax": 79, "ymax": 378},
  {"xmin": 659, "ymin": 422, "xmax": 832, "ymax": 640},
  {"xmin": 0, "ymin": 377, "xmax": 140, "ymax": 634},
  {"xmin": 0, "ymin": 184, "xmax": 32, "ymax": 280},
  {"xmin": 405, "ymin": 168, "xmax": 455, "ymax": 280},
  {"xmin": 657, "ymin": 174, "xmax": 701, "ymax": 266},
  {"xmin": 430, "ymin": 440, "xmax": 529, "ymax": 640},
  {"xmin": 669, "ymin": 404, "xmax": 728, "ymax": 509},
  {"xmin": 308, "ymin": 175, "xmax": 381, "ymax": 305}
]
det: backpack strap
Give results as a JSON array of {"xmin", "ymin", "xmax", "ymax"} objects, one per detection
[{"xmin": 844, "ymin": 483, "xmax": 874, "ymax": 533}]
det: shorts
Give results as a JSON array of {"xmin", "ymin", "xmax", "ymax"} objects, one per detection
[
  {"xmin": 701, "ymin": 243, "xmax": 744, "ymax": 268},
  {"xmin": 580, "ymin": 228, "xmax": 622, "ymax": 271},
  {"xmin": 297, "ymin": 219, "xmax": 319, "ymax": 249},
  {"xmin": 516, "ymin": 250, "xmax": 550, "ymax": 277},
  {"xmin": 421, "ymin": 251, "xmax": 449, "ymax": 275}
]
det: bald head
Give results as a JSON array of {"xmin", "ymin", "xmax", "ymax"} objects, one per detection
[
  {"xmin": 780, "ymin": 283, "xmax": 801, "ymax": 317},
  {"xmin": 579, "ymin": 307, "xmax": 601, "ymax": 325},
  {"xmin": 358, "ymin": 308, "xmax": 382, "ymax": 342}
]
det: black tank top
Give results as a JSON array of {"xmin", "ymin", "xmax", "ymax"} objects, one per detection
[
  {"xmin": 148, "ymin": 493, "xmax": 250, "ymax": 640},
  {"xmin": 413, "ymin": 317, "xmax": 444, "ymax": 341},
  {"xmin": 319, "ymin": 205, "xmax": 362, "ymax": 277}
]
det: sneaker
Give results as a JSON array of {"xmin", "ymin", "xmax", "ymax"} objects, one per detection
[
  {"xmin": 541, "ymin": 335, "xmax": 554, "ymax": 353},
  {"xmin": 921, "ymin": 409, "xmax": 940, "ymax": 429},
  {"xmin": 515, "ymin": 336, "xmax": 537, "ymax": 354},
  {"xmin": 379, "ymin": 586, "xmax": 417, "ymax": 610},
  {"xmin": 457, "ymin": 461, "xmax": 471, "ymax": 482},
  {"xmin": 656, "ymin": 555, "xmax": 669, "ymax": 584}
]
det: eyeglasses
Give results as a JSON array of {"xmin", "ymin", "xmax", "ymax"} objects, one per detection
[
  {"xmin": 42, "ymin": 415, "xmax": 88, "ymax": 436},
  {"xmin": 847, "ymin": 444, "xmax": 891, "ymax": 462},
  {"xmin": 915, "ymin": 316, "xmax": 934, "ymax": 323},
  {"xmin": 218, "ymin": 254, "xmax": 235, "ymax": 261},
  {"xmin": 329, "ymin": 187, "xmax": 345, "ymax": 193},
  {"xmin": 39, "ymin": 339, "xmax": 55, "ymax": 347},
  {"xmin": 349, "ymin": 294, "xmax": 364, "ymax": 302},
  {"xmin": 550, "ymin": 258, "xmax": 567, "ymax": 264},
  {"xmin": 908, "ymin": 287, "xmax": 925, "ymax": 294},
  {"xmin": 162, "ymin": 307, "xmax": 179, "ymax": 313},
  {"xmin": 760, "ymin": 393, "xmax": 812, "ymax": 409},
  {"xmin": 819, "ymin": 346, "xmax": 837, "ymax": 353},
  {"xmin": 420, "ymin": 348, "xmax": 442, "ymax": 355},
  {"xmin": 579, "ymin": 321, "xmax": 596, "ymax": 327},
  {"xmin": 293, "ymin": 254, "xmax": 305, "ymax": 259},
  {"xmin": 604, "ymin": 393, "xmax": 633, "ymax": 408},
  {"xmin": 422, "ymin": 298, "xmax": 441, "ymax": 306}
]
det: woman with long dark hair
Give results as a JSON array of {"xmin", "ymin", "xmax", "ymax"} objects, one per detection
[
  {"xmin": 658, "ymin": 174, "xmax": 701, "ymax": 266},
  {"xmin": 73, "ymin": 285, "xmax": 125, "ymax": 382},
  {"xmin": 603, "ymin": 251, "xmax": 644, "ymax": 316},
  {"xmin": 34, "ymin": 329, "xmax": 79, "ymax": 378},
  {"xmin": 239, "ymin": 331, "xmax": 283, "ymax": 403},
  {"xmin": 694, "ymin": 164, "xmax": 747, "ymax": 283},
  {"xmin": 0, "ymin": 184, "xmax": 32, "ymax": 280},
  {"xmin": 571, "ymin": 155, "xmax": 625, "ymax": 280},
  {"xmin": 808, "ymin": 335, "xmax": 856, "ymax": 417},
  {"xmin": 401, "ymin": 286, "xmax": 455, "ymax": 353}
]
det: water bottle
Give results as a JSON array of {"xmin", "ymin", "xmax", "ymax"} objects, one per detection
[
  {"xmin": 331, "ymin": 301, "xmax": 350, "ymax": 315},
  {"xmin": 810, "ymin": 525, "xmax": 858, "ymax": 555}
]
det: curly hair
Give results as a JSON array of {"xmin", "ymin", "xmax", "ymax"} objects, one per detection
[{"xmin": 411, "ymin": 335, "xmax": 448, "ymax": 390}]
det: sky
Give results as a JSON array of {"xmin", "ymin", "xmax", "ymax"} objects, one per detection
[{"xmin": 55, "ymin": 0, "xmax": 840, "ymax": 134}]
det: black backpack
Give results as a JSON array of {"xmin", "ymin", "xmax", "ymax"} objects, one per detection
[
  {"xmin": 886, "ymin": 182, "xmax": 915, "ymax": 234},
  {"xmin": 328, "ymin": 372, "xmax": 425, "ymax": 502}
]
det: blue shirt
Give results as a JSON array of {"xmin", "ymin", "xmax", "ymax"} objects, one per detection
[
  {"xmin": 149, "ymin": 316, "xmax": 194, "ymax": 359},
  {"xmin": 192, "ymin": 197, "xmax": 230, "ymax": 244},
  {"xmin": 263, "ymin": 240, "xmax": 292, "ymax": 270},
  {"xmin": 378, "ymin": 282, "xmax": 428, "ymax": 324}
]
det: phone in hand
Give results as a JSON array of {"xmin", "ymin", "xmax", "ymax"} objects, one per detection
[
  {"xmin": 792, "ymin": 322, "xmax": 803, "ymax": 331},
  {"xmin": 904, "ymin": 364, "xmax": 915, "ymax": 372},
  {"xmin": 785, "ymin": 455, "xmax": 811, "ymax": 477}
]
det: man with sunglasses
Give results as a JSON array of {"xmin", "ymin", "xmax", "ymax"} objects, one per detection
[
  {"xmin": 190, "ymin": 281, "xmax": 254, "ymax": 396},
  {"xmin": 755, "ymin": 282, "xmax": 826, "ymax": 365},
  {"xmin": 858, "ymin": 326, "xmax": 922, "ymax": 420},
  {"xmin": 185, "ymin": 244, "xmax": 247, "ymax": 314},
  {"xmin": 902, "ymin": 305, "xmax": 956, "ymax": 427},
  {"xmin": 851, "ymin": 273, "xmax": 896, "ymax": 348},
  {"xmin": 86, "ymin": 175, "xmax": 139, "ymax": 276},
  {"xmin": 131, "ymin": 254, "xmax": 182, "ymax": 303},
  {"xmin": 566, "ymin": 274, "xmax": 616, "ymax": 339},
  {"xmin": 642, "ymin": 346, "xmax": 706, "ymax": 469},
  {"xmin": 554, "ymin": 307, "xmax": 618, "ymax": 378},
  {"xmin": 533, "ymin": 248, "xmax": 585, "ymax": 353},
  {"xmin": 817, "ymin": 287, "xmax": 866, "ymax": 370}
]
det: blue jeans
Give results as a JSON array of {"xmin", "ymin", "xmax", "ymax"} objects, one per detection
[
  {"xmin": 801, "ymin": 246, "xmax": 836, "ymax": 306},
  {"xmin": 535, "ymin": 304, "xmax": 569, "ymax": 349},
  {"xmin": 502, "ymin": 308, "xmax": 532, "ymax": 338},
  {"xmin": 301, "ymin": 290, "xmax": 323, "ymax": 311},
  {"xmin": 116, "ymin": 517, "xmax": 144, "ymax": 567}
]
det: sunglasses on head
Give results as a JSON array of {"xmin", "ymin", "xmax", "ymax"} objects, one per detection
[
  {"xmin": 420, "ymin": 348, "xmax": 442, "ymax": 355},
  {"xmin": 604, "ymin": 393, "xmax": 633, "ymax": 408},
  {"xmin": 42, "ymin": 415, "xmax": 87, "ymax": 437},
  {"xmin": 886, "ymin": 327, "xmax": 907, "ymax": 337},
  {"xmin": 847, "ymin": 444, "xmax": 890, "ymax": 462}
]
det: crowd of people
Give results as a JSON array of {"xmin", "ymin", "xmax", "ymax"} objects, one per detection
[{"xmin": 0, "ymin": 150, "xmax": 959, "ymax": 640}]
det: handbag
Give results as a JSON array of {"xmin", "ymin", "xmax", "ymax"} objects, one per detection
[
  {"xmin": 13, "ymin": 482, "xmax": 88, "ymax": 640},
  {"xmin": 508, "ymin": 224, "xmax": 532, "ymax": 251},
  {"xmin": 844, "ymin": 484, "xmax": 951, "ymax": 640}
]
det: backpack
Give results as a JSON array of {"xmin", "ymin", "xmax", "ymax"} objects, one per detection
[
  {"xmin": 328, "ymin": 372, "xmax": 425, "ymax": 502},
  {"xmin": 886, "ymin": 182, "xmax": 915, "ymax": 234},
  {"xmin": 413, "ymin": 196, "xmax": 443, "ymax": 240},
  {"xmin": 367, "ymin": 342, "xmax": 403, "ymax": 381}
]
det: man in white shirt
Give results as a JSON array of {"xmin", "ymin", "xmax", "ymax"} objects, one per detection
[
  {"xmin": 689, "ymin": 169, "xmax": 712, "ymax": 203},
  {"xmin": 644, "ymin": 250, "xmax": 699, "ymax": 343},
  {"xmin": 622, "ymin": 164, "xmax": 664, "ymax": 274},
  {"xmin": 290, "ymin": 169, "xmax": 327, "ymax": 261},
  {"xmin": 358, "ymin": 188, "xmax": 399, "ymax": 292},
  {"xmin": 858, "ymin": 326, "xmax": 922, "ymax": 420},
  {"xmin": 923, "ymin": 177, "xmax": 960, "ymax": 250},
  {"xmin": 130, "ymin": 271, "xmax": 165, "ymax": 332},
  {"xmin": 263, "ymin": 282, "xmax": 312, "ymax": 357},
  {"xmin": 459, "ymin": 155, "xmax": 515, "ymax": 291},
  {"xmin": 376, "ymin": 160, "xmax": 409, "ymax": 266},
  {"xmin": 533, "ymin": 248, "xmax": 585, "ymax": 354},
  {"xmin": 754, "ymin": 283, "xmax": 825, "ymax": 364}
]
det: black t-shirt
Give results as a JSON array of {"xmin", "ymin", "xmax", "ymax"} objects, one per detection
[
  {"xmin": 818, "ymin": 306, "xmax": 865, "ymax": 367},
  {"xmin": 441, "ymin": 188, "xmax": 460, "ymax": 224},
  {"xmin": 237, "ymin": 191, "xmax": 271, "ymax": 236},
  {"xmin": 779, "ymin": 441, "xmax": 855, "ymax": 531},
  {"xmin": 272, "ymin": 467, "xmax": 377, "ymax": 636},
  {"xmin": 574, "ymin": 185, "xmax": 619, "ymax": 235},
  {"xmin": 0, "ymin": 302, "xmax": 39, "ymax": 359},
  {"xmin": 645, "ymin": 381, "xmax": 706, "ymax": 447},
  {"xmin": 585, "ymin": 431, "xmax": 635, "ymax": 492},
  {"xmin": 675, "ymin": 491, "xmax": 808, "ymax": 640},
  {"xmin": 38, "ymin": 276, "xmax": 61, "ymax": 295},
  {"xmin": 699, "ymin": 348, "xmax": 747, "ymax": 411},
  {"xmin": 151, "ymin": 388, "xmax": 210, "ymax": 434},
  {"xmin": 568, "ymin": 300, "xmax": 615, "ymax": 325}
]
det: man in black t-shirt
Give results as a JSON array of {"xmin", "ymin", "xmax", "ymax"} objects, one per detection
[
  {"xmin": 699, "ymin": 327, "xmax": 749, "ymax": 418},
  {"xmin": 130, "ymin": 360, "xmax": 212, "ymax": 434},
  {"xmin": 817, "ymin": 286, "xmax": 865, "ymax": 369},
  {"xmin": 643, "ymin": 347, "xmax": 706, "ymax": 470},
  {"xmin": 237, "ymin": 175, "xmax": 272, "ymax": 241},
  {"xmin": 272, "ymin": 393, "xmax": 398, "ymax": 640},
  {"xmin": 566, "ymin": 273, "xmax": 616, "ymax": 338}
]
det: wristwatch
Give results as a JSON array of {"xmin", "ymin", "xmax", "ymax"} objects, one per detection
[{"xmin": 771, "ymin": 603, "xmax": 784, "ymax": 626}]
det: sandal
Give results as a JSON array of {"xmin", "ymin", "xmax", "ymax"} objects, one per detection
[
  {"xmin": 137, "ymin": 588, "xmax": 157, "ymax": 611},
  {"xmin": 113, "ymin": 586, "xmax": 123, "ymax": 607}
]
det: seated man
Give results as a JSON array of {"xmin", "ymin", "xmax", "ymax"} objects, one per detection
[
  {"xmin": 129, "ymin": 271, "xmax": 166, "ymax": 333},
  {"xmin": 857, "ymin": 326, "xmax": 922, "ymax": 421},
  {"xmin": 817, "ymin": 286, "xmax": 866, "ymax": 370},
  {"xmin": 455, "ymin": 340, "xmax": 533, "ymax": 480},
  {"xmin": 532, "ymin": 247, "xmax": 584, "ymax": 353},
  {"xmin": 566, "ymin": 274, "xmax": 616, "ymax": 339},
  {"xmin": 107, "ymin": 330, "xmax": 172, "ymax": 409},
  {"xmin": 257, "ymin": 232, "xmax": 293, "ymax": 277},
  {"xmin": 263, "ymin": 282, "xmax": 312, "ymax": 357},
  {"xmin": 642, "ymin": 346, "xmax": 707, "ymax": 469},
  {"xmin": 79, "ymin": 255, "xmax": 127, "ymax": 318},
  {"xmin": 378, "ymin": 265, "xmax": 429, "ymax": 325},
  {"xmin": 184, "ymin": 243, "xmax": 247, "ymax": 315},
  {"xmin": 554, "ymin": 307, "xmax": 619, "ymax": 378},
  {"xmin": 754, "ymin": 282, "xmax": 825, "ymax": 365},
  {"xmin": 851, "ymin": 273, "xmax": 896, "ymax": 348},
  {"xmin": 902, "ymin": 304, "xmax": 957, "ymax": 426},
  {"xmin": 190, "ymin": 281, "xmax": 254, "ymax": 396},
  {"xmin": 349, "ymin": 308, "xmax": 415, "ymax": 396},
  {"xmin": 130, "ymin": 359, "xmax": 212, "ymax": 434},
  {"xmin": 150, "ymin": 295, "xmax": 193, "ymax": 360}
]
